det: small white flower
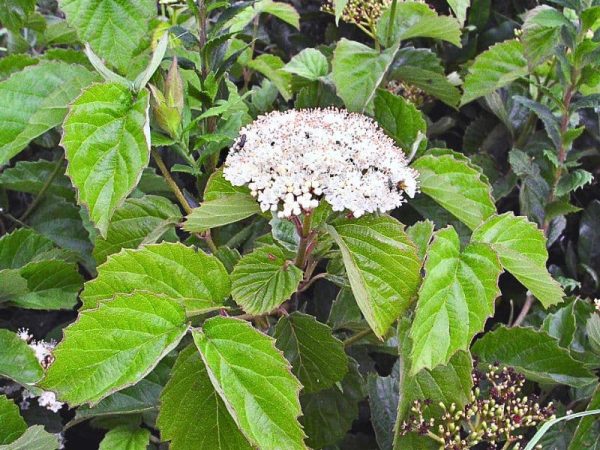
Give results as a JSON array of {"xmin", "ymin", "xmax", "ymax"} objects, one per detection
[
  {"xmin": 594, "ymin": 299, "xmax": 600, "ymax": 312},
  {"xmin": 223, "ymin": 108, "xmax": 419, "ymax": 218},
  {"xmin": 37, "ymin": 391, "xmax": 63, "ymax": 413}
]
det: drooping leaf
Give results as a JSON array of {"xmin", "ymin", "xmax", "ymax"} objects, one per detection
[
  {"xmin": 472, "ymin": 326, "xmax": 596, "ymax": 388},
  {"xmin": 81, "ymin": 242, "xmax": 231, "ymax": 314},
  {"xmin": 192, "ymin": 317, "xmax": 306, "ymax": 450},
  {"xmin": 157, "ymin": 345, "xmax": 252, "ymax": 450},
  {"xmin": 542, "ymin": 301, "xmax": 577, "ymax": 348},
  {"xmin": 274, "ymin": 312, "xmax": 348, "ymax": 393},
  {"xmin": 514, "ymin": 96, "xmax": 561, "ymax": 150},
  {"xmin": 0, "ymin": 229, "xmax": 71, "ymax": 268},
  {"xmin": 230, "ymin": 245, "xmax": 303, "ymax": 315},
  {"xmin": 0, "ymin": 62, "xmax": 97, "ymax": 165},
  {"xmin": 461, "ymin": 39, "xmax": 528, "ymax": 105},
  {"xmin": 0, "ymin": 425, "xmax": 58, "ymax": 450},
  {"xmin": 62, "ymin": 82, "xmax": 151, "ymax": 237},
  {"xmin": 0, "ymin": 159, "xmax": 74, "ymax": 201},
  {"xmin": 410, "ymin": 226, "xmax": 501, "ymax": 373},
  {"xmin": 411, "ymin": 152, "xmax": 495, "ymax": 230},
  {"xmin": 283, "ymin": 48, "xmax": 329, "ymax": 81},
  {"xmin": 374, "ymin": 89, "xmax": 427, "ymax": 151},
  {"xmin": 326, "ymin": 215, "xmax": 421, "ymax": 338},
  {"xmin": 60, "ymin": 0, "xmax": 156, "ymax": 74},
  {"xmin": 0, "ymin": 329, "xmax": 43, "ymax": 385},
  {"xmin": 472, "ymin": 213, "xmax": 564, "ymax": 308},
  {"xmin": 93, "ymin": 195, "xmax": 180, "ymax": 264},
  {"xmin": 0, "ymin": 396, "xmax": 26, "ymax": 445},
  {"xmin": 184, "ymin": 194, "xmax": 260, "ymax": 233},
  {"xmin": 98, "ymin": 426, "xmax": 150, "ymax": 450},
  {"xmin": 42, "ymin": 292, "xmax": 188, "ymax": 406}
]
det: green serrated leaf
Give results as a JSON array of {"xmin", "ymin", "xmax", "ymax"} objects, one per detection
[
  {"xmin": 231, "ymin": 245, "xmax": 302, "ymax": 314},
  {"xmin": 0, "ymin": 425, "xmax": 58, "ymax": 450},
  {"xmin": 0, "ymin": 396, "xmax": 26, "ymax": 445},
  {"xmin": 98, "ymin": 426, "xmax": 150, "ymax": 450},
  {"xmin": 411, "ymin": 152, "xmax": 495, "ymax": 230},
  {"xmin": 157, "ymin": 345, "xmax": 252, "ymax": 450},
  {"xmin": 472, "ymin": 213, "xmax": 564, "ymax": 308},
  {"xmin": 472, "ymin": 326, "xmax": 596, "ymax": 388},
  {"xmin": 461, "ymin": 39, "xmax": 528, "ymax": 105},
  {"xmin": 184, "ymin": 194, "xmax": 260, "ymax": 233},
  {"xmin": 0, "ymin": 329, "xmax": 43, "ymax": 385},
  {"xmin": 522, "ymin": 6, "xmax": 571, "ymax": 68},
  {"xmin": 410, "ymin": 226, "xmax": 501, "ymax": 373},
  {"xmin": 42, "ymin": 292, "xmax": 188, "ymax": 406},
  {"xmin": 0, "ymin": 62, "xmax": 97, "ymax": 164},
  {"xmin": 63, "ymin": 82, "xmax": 151, "ymax": 237},
  {"xmin": 247, "ymin": 54, "xmax": 293, "ymax": 101},
  {"xmin": 283, "ymin": 48, "xmax": 329, "ymax": 81},
  {"xmin": 556, "ymin": 169, "xmax": 594, "ymax": 197},
  {"xmin": 275, "ymin": 312, "xmax": 348, "ymax": 393},
  {"xmin": 327, "ymin": 215, "xmax": 421, "ymax": 338},
  {"xmin": 374, "ymin": 89, "xmax": 427, "ymax": 151},
  {"xmin": 192, "ymin": 317, "xmax": 307, "ymax": 450},
  {"xmin": 81, "ymin": 242, "xmax": 231, "ymax": 314}
]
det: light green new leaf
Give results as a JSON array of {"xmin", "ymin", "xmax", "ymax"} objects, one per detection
[
  {"xmin": 0, "ymin": 330, "xmax": 43, "ymax": 386},
  {"xmin": 157, "ymin": 345, "xmax": 252, "ymax": 450},
  {"xmin": 247, "ymin": 54, "xmax": 293, "ymax": 101},
  {"xmin": 231, "ymin": 245, "xmax": 303, "ymax": 314},
  {"xmin": 283, "ymin": 48, "xmax": 329, "ymax": 80},
  {"xmin": 0, "ymin": 62, "xmax": 97, "ymax": 164},
  {"xmin": 410, "ymin": 227, "xmax": 501, "ymax": 373},
  {"xmin": 0, "ymin": 396, "xmax": 26, "ymax": 445},
  {"xmin": 226, "ymin": 0, "xmax": 299, "ymax": 32},
  {"xmin": 81, "ymin": 242, "xmax": 231, "ymax": 314},
  {"xmin": 62, "ymin": 82, "xmax": 151, "ymax": 237},
  {"xmin": 333, "ymin": 0, "xmax": 349, "ymax": 24},
  {"xmin": 94, "ymin": 195, "xmax": 180, "ymax": 264},
  {"xmin": 472, "ymin": 326, "xmax": 596, "ymax": 388},
  {"xmin": 411, "ymin": 152, "xmax": 495, "ymax": 230},
  {"xmin": 472, "ymin": 213, "xmax": 564, "ymax": 308},
  {"xmin": 327, "ymin": 215, "xmax": 421, "ymax": 339},
  {"xmin": 332, "ymin": 39, "xmax": 397, "ymax": 112},
  {"xmin": 203, "ymin": 169, "xmax": 251, "ymax": 201},
  {"xmin": 461, "ymin": 39, "xmax": 528, "ymax": 105},
  {"xmin": 60, "ymin": 0, "xmax": 156, "ymax": 74},
  {"xmin": 0, "ymin": 426, "xmax": 58, "ymax": 450},
  {"xmin": 193, "ymin": 317, "xmax": 306, "ymax": 450},
  {"xmin": 98, "ymin": 426, "xmax": 150, "ymax": 450},
  {"xmin": 184, "ymin": 194, "xmax": 260, "ymax": 233},
  {"xmin": 275, "ymin": 312, "xmax": 348, "ymax": 393},
  {"xmin": 42, "ymin": 292, "xmax": 188, "ymax": 406},
  {"xmin": 406, "ymin": 220, "xmax": 435, "ymax": 261}
]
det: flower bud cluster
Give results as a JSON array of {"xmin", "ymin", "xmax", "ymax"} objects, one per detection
[
  {"xmin": 400, "ymin": 362, "xmax": 555, "ymax": 449},
  {"xmin": 223, "ymin": 108, "xmax": 418, "ymax": 218},
  {"xmin": 322, "ymin": 0, "xmax": 391, "ymax": 27}
]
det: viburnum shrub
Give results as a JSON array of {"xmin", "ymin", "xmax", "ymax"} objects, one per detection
[{"xmin": 1, "ymin": 0, "xmax": 600, "ymax": 449}]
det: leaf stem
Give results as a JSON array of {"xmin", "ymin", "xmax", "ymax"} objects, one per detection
[
  {"xmin": 343, "ymin": 327, "xmax": 374, "ymax": 348},
  {"xmin": 512, "ymin": 292, "xmax": 534, "ymax": 327},
  {"xmin": 294, "ymin": 213, "xmax": 313, "ymax": 269},
  {"xmin": 385, "ymin": 0, "xmax": 398, "ymax": 45},
  {"xmin": 151, "ymin": 148, "xmax": 193, "ymax": 215},
  {"xmin": 20, "ymin": 153, "xmax": 65, "ymax": 221}
]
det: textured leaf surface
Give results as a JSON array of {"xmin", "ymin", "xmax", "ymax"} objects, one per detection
[
  {"xmin": 63, "ymin": 82, "xmax": 151, "ymax": 237},
  {"xmin": 0, "ymin": 229, "xmax": 65, "ymax": 269},
  {"xmin": 60, "ymin": 0, "xmax": 156, "ymax": 73},
  {"xmin": 0, "ymin": 426, "xmax": 58, "ymax": 450},
  {"xmin": 98, "ymin": 426, "xmax": 150, "ymax": 450},
  {"xmin": 0, "ymin": 329, "xmax": 43, "ymax": 385},
  {"xmin": 157, "ymin": 345, "xmax": 252, "ymax": 450},
  {"xmin": 93, "ymin": 195, "xmax": 180, "ymax": 264},
  {"xmin": 472, "ymin": 326, "xmax": 596, "ymax": 387},
  {"xmin": 193, "ymin": 317, "xmax": 306, "ymax": 450},
  {"xmin": 275, "ymin": 312, "xmax": 348, "ymax": 393},
  {"xmin": 327, "ymin": 215, "xmax": 421, "ymax": 338},
  {"xmin": 81, "ymin": 242, "xmax": 230, "ymax": 314},
  {"xmin": 472, "ymin": 213, "xmax": 564, "ymax": 308},
  {"xmin": 231, "ymin": 245, "xmax": 302, "ymax": 314},
  {"xmin": 42, "ymin": 292, "xmax": 188, "ymax": 405},
  {"xmin": 283, "ymin": 48, "xmax": 329, "ymax": 80},
  {"xmin": 374, "ymin": 89, "xmax": 426, "ymax": 151},
  {"xmin": 0, "ymin": 159, "xmax": 74, "ymax": 200},
  {"xmin": 461, "ymin": 39, "xmax": 528, "ymax": 105},
  {"xmin": 410, "ymin": 227, "xmax": 501, "ymax": 372},
  {"xmin": 184, "ymin": 194, "xmax": 260, "ymax": 233},
  {"xmin": 411, "ymin": 152, "xmax": 495, "ymax": 230},
  {"xmin": 0, "ymin": 62, "xmax": 97, "ymax": 164},
  {"xmin": 0, "ymin": 396, "xmax": 26, "ymax": 445}
]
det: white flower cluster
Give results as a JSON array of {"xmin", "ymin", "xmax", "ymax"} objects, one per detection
[
  {"xmin": 223, "ymin": 108, "xmax": 419, "ymax": 218},
  {"xmin": 17, "ymin": 328, "xmax": 63, "ymax": 413}
]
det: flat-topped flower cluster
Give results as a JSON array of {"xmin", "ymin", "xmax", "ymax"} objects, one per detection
[{"xmin": 223, "ymin": 108, "xmax": 418, "ymax": 218}]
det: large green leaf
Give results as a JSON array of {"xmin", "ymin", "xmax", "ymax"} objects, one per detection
[
  {"xmin": 0, "ymin": 426, "xmax": 58, "ymax": 450},
  {"xmin": 157, "ymin": 345, "xmax": 252, "ymax": 450},
  {"xmin": 274, "ymin": 312, "xmax": 348, "ymax": 393},
  {"xmin": 0, "ymin": 396, "xmax": 26, "ymax": 445},
  {"xmin": 522, "ymin": 6, "xmax": 571, "ymax": 68},
  {"xmin": 60, "ymin": 0, "xmax": 156, "ymax": 74},
  {"xmin": 472, "ymin": 213, "xmax": 564, "ymax": 308},
  {"xmin": 93, "ymin": 195, "xmax": 180, "ymax": 264},
  {"xmin": 81, "ymin": 242, "xmax": 230, "ymax": 314},
  {"xmin": 410, "ymin": 226, "xmax": 501, "ymax": 373},
  {"xmin": 411, "ymin": 152, "xmax": 495, "ymax": 230},
  {"xmin": 230, "ymin": 245, "xmax": 303, "ymax": 315},
  {"xmin": 472, "ymin": 326, "xmax": 596, "ymax": 388},
  {"xmin": 0, "ymin": 229, "xmax": 65, "ymax": 269},
  {"xmin": 0, "ymin": 159, "xmax": 74, "ymax": 201},
  {"xmin": 0, "ymin": 329, "xmax": 43, "ymax": 385},
  {"xmin": 461, "ymin": 39, "xmax": 528, "ymax": 105},
  {"xmin": 62, "ymin": 82, "xmax": 151, "ymax": 237},
  {"xmin": 42, "ymin": 292, "xmax": 188, "ymax": 406},
  {"xmin": 0, "ymin": 62, "xmax": 97, "ymax": 164},
  {"xmin": 192, "ymin": 317, "xmax": 306, "ymax": 450},
  {"xmin": 327, "ymin": 215, "xmax": 421, "ymax": 338},
  {"xmin": 184, "ymin": 194, "xmax": 260, "ymax": 233},
  {"xmin": 98, "ymin": 426, "xmax": 150, "ymax": 450}
]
